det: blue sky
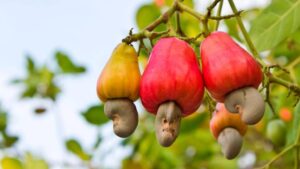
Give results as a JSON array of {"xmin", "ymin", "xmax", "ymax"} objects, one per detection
[{"xmin": 0, "ymin": 0, "xmax": 270, "ymax": 168}]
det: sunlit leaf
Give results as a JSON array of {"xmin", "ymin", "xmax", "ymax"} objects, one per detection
[
  {"xmin": 65, "ymin": 139, "xmax": 91, "ymax": 161},
  {"xmin": 286, "ymin": 102, "xmax": 300, "ymax": 145},
  {"xmin": 81, "ymin": 105, "xmax": 108, "ymax": 126},
  {"xmin": 2, "ymin": 133, "xmax": 19, "ymax": 147},
  {"xmin": 23, "ymin": 153, "xmax": 48, "ymax": 169},
  {"xmin": 136, "ymin": 4, "xmax": 164, "ymax": 31},
  {"xmin": 55, "ymin": 51, "xmax": 86, "ymax": 74},
  {"xmin": 165, "ymin": 0, "xmax": 194, "ymax": 8},
  {"xmin": 21, "ymin": 87, "xmax": 37, "ymax": 98},
  {"xmin": 26, "ymin": 56, "xmax": 35, "ymax": 73},
  {"xmin": 1, "ymin": 157, "xmax": 23, "ymax": 169},
  {"xmin": 0, "ymin": 111, "xmax": 7, "ymax": 131},
  {"xmin": 179, "ymin": 12, "xmax": 201, "ymax": 37},
  {"xmin": 180, "ymin": 112, "xmax": 207, "ymax": 134},
  {"xmin": 250, "ymin": 0, "xmax": 300, "ymax": 51},
  {"xmin": 224, "ymin": 18, "xmax": 242, "ymax": 42}
]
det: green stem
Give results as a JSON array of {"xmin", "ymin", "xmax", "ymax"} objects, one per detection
[
  {"xmin": 177, "ymin": 2, "xmax": 211, "ymax": 36},
  {"xmin": 175, "ymin": 12, "xmax": 185, "ymax": 36},
  {"xmin": 122, "ymin": 30, "xmax": 170, "ymax": 44},
  {"xmin": 215, "ymin": 0, "xmax": 223, "ymax": 30},
  {"xmin": 268, "ymin": 75, "xmax": 300, "ymax": 95},
  {"xmin": 257, "ymin": 143, "xmax": 300, "ymax": 169},
  {"xmin": 228, "ymin": 0, "xmax": 265, "ymax": 67},
  {"xmin": 210, "ymin": 11, "xmax": 243, "ymax": 20},
  {"xmin": 294, "ymin": 117, "xmax": 300, "ymax": 168},
  {"xmin": 145, "ymin": 1, "xmax": 178, "ymax": 31},
  {"xmin": 177, "ymin": 2, "xmax": 204, "ymax": 21}
]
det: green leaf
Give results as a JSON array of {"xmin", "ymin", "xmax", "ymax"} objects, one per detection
[
  {"xmin": 250, "ymin": 0, "xmax": 300, "ymax": 51},
  {"xmin": 26, "ymin": 56, "xmax": 35, "ymax": 73},
  {"xmin": 136, "ymin": 4, "xmax": 164, "ymax": 31},
  {"xmin": 180, "ymin": 113, "xmax": 207, "ymax": 134},
  {"xmin": 224, "ymin": 18, "xmax": 242, "ymax": 42},
  {"xmin": 0, "ymin": 111, "xmax": 7, "ymax": 131},
  {"xmin": 286, "ymin": 102, "xmax": 300, "ymax": 145},
  {"xmin": 82, "ymin": 105, "xmax": 109, "ymax": 126},
  {"xmin": 165, "ymin": 0, "xmax": 194, "ymax": 8},
  {"xmin": 21, "ymin": 87, "xmax": 37, "ymax": 98},
  {"xmin": 3, "ymin": 134, "xmax": 19, "ymax": 147},
  {"xmin": 179, "ymin": 12, "xmax": 200, "ymax": 37},
  {"xmin": 65, "ymin": 139, "xmax": 91, "ymax": 161},
  {"xmin": 1, "ymin": 157, "xmax": 23, "ymax": 169},
  {"xmin": 55, "ymin": 51, "xmax": 86, "ymax": 74},
  {"xmin": 23, "ymin": 153, "xmax": 48, "ymax": 169}
]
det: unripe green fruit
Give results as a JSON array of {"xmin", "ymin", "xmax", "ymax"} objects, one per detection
[{"xmin": 266, "ymin": 119, "xmax": 286, "ymax": 147}]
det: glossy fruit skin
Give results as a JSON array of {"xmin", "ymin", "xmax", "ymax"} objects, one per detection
[
  {"xmin": 140, "ymin": 37, "xmax": 204, "ymax": 116},
  {"xmin": 97, "ymin": 43, "xmax": 141, "ymax": 102},
  {"xmin": 210, "ymin": 103, "xmax": 247, "ymax": 139},
  {"xmin": 266, "ymin": 119, "xmax": 286, "ymax": 146},
  {"xmin": 200, "ymin": 31, "xmax": 263, "ymax": 102}
]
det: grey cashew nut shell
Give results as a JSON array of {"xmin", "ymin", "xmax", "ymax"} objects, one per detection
[
  {"xmin": 155, "ymin": 101, "xmax": 182, "ymax": 147},
  {"xmin": 224, "ymin": 86, "xmax": 265, "ymax": 125},
  {"xmin": 218, "ymin": 127, "xmax": 243, "ymax": 160},
  {"xmin": 104, "ymin": 98, "xmax": 138, "ymax": 138}
]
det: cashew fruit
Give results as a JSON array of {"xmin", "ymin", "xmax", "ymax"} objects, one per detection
[
  {"xmin": 266, "ymin": 119, "xmax": 286, "ymax": 147},
  {"xmin": 97, "ymin": 43, "xmax": 141, "ymax": 137},
  {"xmin": 201, "ymin": 31, "xmax": 265, "ymax": 125},
  {"xmin": 140, "ymin": 37, "xmax": 204, "ymax": 146},
  {"xmin": 210, "ymin": 103, "xmax": 247, "ymax": 159}
]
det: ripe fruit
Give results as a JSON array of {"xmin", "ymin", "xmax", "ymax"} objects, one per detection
[
  {"xmin": 210, "ymin": 103, "xmax": 247, "ymax": 159},
  {"xmin": 97, "ymin": 43, "xmax": 141, "ymax": 137},
  {"xmin": 200, "ymin": 31, "xmax": 265, "ymax": 125},
  {"xmin": 140, "ymin": 37, "xmax": 204, "ymax": 147},
  {"xmin": 266, "ymin": 119, "xmax": 286, "ymax": 147},
  {"xmin": 279, "ymin": 107, "xmax": 292, "ymax": 122}
]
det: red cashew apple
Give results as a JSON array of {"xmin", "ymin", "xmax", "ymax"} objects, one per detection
[
  {"xmin": 210, "ymin": 103, "xmax": 247, "ymax": 159},
  {"xmin": 201, "ymin": 31, "xmax": 265, "ymax": 125},
  {"xmin": 140, "ymin": 37, "xmax": 204, "ymax": 147}
]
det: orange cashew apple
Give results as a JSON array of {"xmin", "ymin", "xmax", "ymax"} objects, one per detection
[
  {"xmin": 210, "ymin": 103, "xmax": 247, "ymax": 159},
  {"xmin": 97, "ymin": 43, "xmax": 141, "ymax": 138}
]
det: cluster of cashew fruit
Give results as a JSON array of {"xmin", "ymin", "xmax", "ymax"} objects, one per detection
[
  {"xmin": 202, "ymin": 32, "xmax": 265, "ymax": 159},
  {"xmin": 96, "ymin": 31, "xmax": 265, "ymax": 159}
]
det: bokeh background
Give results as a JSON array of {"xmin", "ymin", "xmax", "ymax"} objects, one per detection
[{"xmin": 2, "ymin": 0, "xmax": 300, "ymax": 169}]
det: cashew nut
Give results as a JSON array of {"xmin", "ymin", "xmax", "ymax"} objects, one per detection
[
  {"xmin": 224, "ymin": 87, "xmax": 265, "ymax": 125},
  {"xmin": 104, "ymin": 99, "xmax": 138, "ymax": 138},
  {"xmin": 155, "ymin": 101, "xmax": 182, "ymax": 147},
  {"xmin": 218, "ymin": 127, "xmax": 243, "ymax": 160}
]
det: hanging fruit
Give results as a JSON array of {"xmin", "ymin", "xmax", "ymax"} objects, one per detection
[
  {"xmin": 140, "ymin": 37, "xmax": 204, "ymax": 147},
  {"xmin": 97, "ymin": 43, "xmax": 141, "ymax": 138},
  {"xmin": 201, "ymin": 31, "xmax": 265, "ymax": 125},
  {"xmin": 210, "ymin": 103, "xmax": 248, "ymax": 159}
]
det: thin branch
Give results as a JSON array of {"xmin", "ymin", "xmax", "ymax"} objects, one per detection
[
  {"xmin": 265, "ymin": 81, "xmax": 276, "ymax": 117},
  {"xmin": 268, "ymin": 74, "xmax": 300, "ymax": 96},
  {"xmin": 207, "ymin": 0, "xmax": 222, "ymax": 12},
  {"xmin": 209, "ymin": 10, "xmax": 243, "ymax": 20},
  {"xmin": 122, "ymin": 30, "xmax": 170, "ymax": 44},
  {"xmin": 177, "ymin": 2, "xmax": 204, "ymax": 21},
  {"xmin": 145, "ymin": 0, "xmax": 178, "ymax": 31},
  {"xmin": 256, "ymin": 143, "xmax": 300, "ymax": 169},
  {"xmin": 175, "ymin": 12, "xmax": 185, "ymax": 36},
  {"xmin": 215, "ymin": 0, "xmax": 224, "ymax": 30}
]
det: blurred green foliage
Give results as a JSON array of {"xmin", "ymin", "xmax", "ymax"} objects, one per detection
[{"xmin": 1, "ymin": 0, "xmax": 300, "ymax": 169}]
